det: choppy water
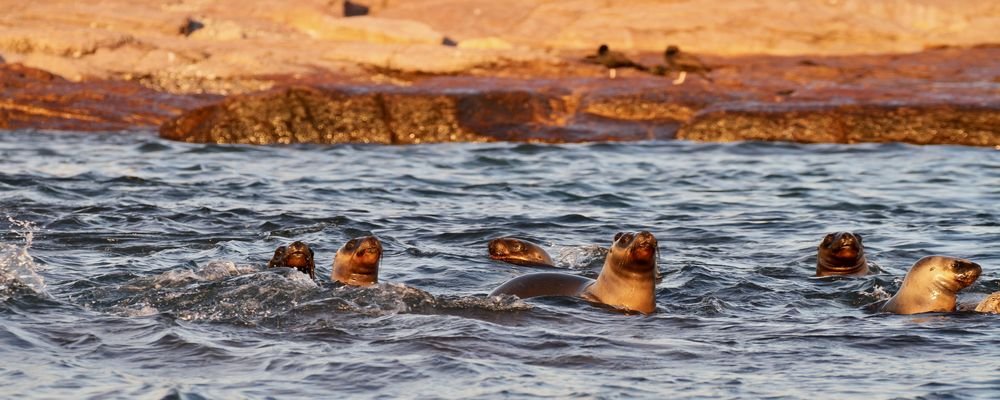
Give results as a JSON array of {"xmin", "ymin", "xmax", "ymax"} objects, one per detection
[{"xmin": 1, "ymin": 130, "xmax": 998, "ymax": 399}]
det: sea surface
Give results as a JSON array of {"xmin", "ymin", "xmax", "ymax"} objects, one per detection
[{"xmin": 1, "ymin": 130, "xmax": 998, "ymax": 399}]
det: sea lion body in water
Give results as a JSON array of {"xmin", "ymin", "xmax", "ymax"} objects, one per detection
[
  {"xmin": 816, "ymin": 232, "xmax": 868, "ymax": 277},
  {"xmin": 331, "ymin": 236, "xmax": 383, "ymax": 286},
  {"xmin": 488, "ymin": 237, "xmax": 556, "ymax": 268},
  {"xmin": 490, "ymin": 231, "xmax": 659, "ymax": 314},
  {"xmin": 880, "ymin": 255, "xmax": 981, "ymax": 314},
  {"xmin": 268, "ymin": 241, "xmax": 316, "ymax": 279}
]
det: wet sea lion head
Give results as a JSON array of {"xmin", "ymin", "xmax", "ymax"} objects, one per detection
[
  {"xmin": 586, "ymin": 230, "xmax": 659, "ymax": 313},
  {"xmin": 332, "ymin": 235, "xmax": 383, "ymax": 286},
  {"xmin": 816, "ymin": 231, "xmax": 868, "ymax": 276},
  {"xmin": 923, "ymin": 256, "xmax": 981, "ymax": 292},
  {"xmin": 488, "ymin": 237, "xmax": 555, "ymax": 267},
  {"xmin": 665, "ymin": 45, "xmax": 680, "ymax": 57},
  {"xmin": 881, "ymin": 255, "xmax": 981, "ymax": 314},
  {"xmin": 268, "ymin": 241, "xmax": 316, "ymax": 279},
  {"xmin": 611, "ymin": 231, "xmax": 658, "ymax": 274},
  {"xmin": 597, "ymin": 44, "xmax": 609, "ymax": 56}
]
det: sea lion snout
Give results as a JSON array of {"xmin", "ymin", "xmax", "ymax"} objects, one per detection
[
  {"xmin": 951, "ymin": 259, "xmax": 982, "ymax": 286},
  {"xmin": 285, "ymin": 241, "xmax": 314, "ymax": 268}
]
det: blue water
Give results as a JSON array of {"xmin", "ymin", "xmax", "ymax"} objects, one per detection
[{"xmin": 1, "ymin": 130, "xmax": 998, "ymax": 399}]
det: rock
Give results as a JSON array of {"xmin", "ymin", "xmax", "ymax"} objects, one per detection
[
  {"xmin": 285, "ymin": 12, "xmax": 445, "ymax": 45},
  {"xmin": 187, "ymin": 19, "xmax": 248, "ymax": 41},
  {"xmin": 457, "ymin": 37, "xmax": 515, "ymax": 50},
  {"xmin": 376, "ymin": 0, "xmax": 1000, "ymax": 54},
  {"xmin": 160, "ymin": 86, "xmax": 393, "ymax": 144},
  {"xmin": 677, "ymin": 102, "xmax": 1000, "ymax": 146},
  {"xmin": 0, "ymin": 27, "xmax": 135, "ymax": 58},
  {"xmin": 0, "ymin": 63, "xmax": 219, "ymax": 131}
]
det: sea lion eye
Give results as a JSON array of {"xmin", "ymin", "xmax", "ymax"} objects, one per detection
[
  {"xmin": 617, "ymin": 232, "xmax": 634, "ymax": 244},
  {"xmin": 822, "ymin": 234, "xmax": 833, "ymax": 245},
  {"xmin": 614, "ymin": 232, "xmax": 624, "ymax": 241},
  {"xmin": 345, "ymin": 240, "xmax": 357, "ymax": 251},
  {"xmin": 855, "ymin": 233, "xmax": 863, "ymax": 242}
]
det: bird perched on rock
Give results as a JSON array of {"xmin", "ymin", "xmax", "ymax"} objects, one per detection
[
  {"xmin": 652, "ymin": 45, "xmax": 713, "ymax": 85},
  {"xmin": 583, "ymin": 44, "xmax": 648, "ymax": 79}
]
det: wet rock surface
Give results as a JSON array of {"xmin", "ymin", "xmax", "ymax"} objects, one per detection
[
  {"xmin": 158, "ymin": 46, "xmax": 1000, "ymax": 146},
  {"xmin": 0, "ymin": 64, "xmax": 219, "ymax": 131}
]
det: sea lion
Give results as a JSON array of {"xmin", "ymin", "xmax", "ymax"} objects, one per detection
[
  {"xmin": 816, "ymin": 232, "xmax": 868, "ymax": 277},
  {"xmin": 488, "ymin": 237, "xmax": 556, "ymax": 268},
  {"xmin": 489, "ymin": 231, "xmax": 659, "ymax": 314},
  {"xmin": 652, "ymin": 45, "xmax": 712, "ymax": 84},
  {"xmin": 331, "ymin": 235, "xmax": 383, "ymax": 286},
  {"xmin": 880, "ymin": 255, "xmax": 981, "ymax": 314},
  {"xmin": 974, "ymin": 292, "xmax": 1000, "ymax": 314},
  {"xmin": 268, "ymin": 241, "xmax": 316, "ymax": 279},
  {"xmin": 583, "ymin": 44, "xmax": 648, "ymax": 78}
]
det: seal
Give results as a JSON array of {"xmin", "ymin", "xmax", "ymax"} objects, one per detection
[
  {"xmin": 268, "ymin": 241, "xmax": 316, "ymax": 279},
  {"xmin": 816, "ymin": 232, "xmax": 868, "ymax": 277},
  {"xmin": 331, "ymin": 235, "xmax": 383, "ymax": 286},
  {"xmin": 489, "ymin": 231, "xmax": 659, "ymax": 314},
  {"xmin": 583, "ymin": 44, "xmax": 648, "ymax": 78},
  {"xmin": 488, "ymin": 237, "xmax": 556, "ymax": 268},
  {"xmin": 880, "ymin": 255, "xmax": 981, "ymax": 314},
  {"xmin": 652, "ymin": 45, "xmax": 712, "ymax": 84}
]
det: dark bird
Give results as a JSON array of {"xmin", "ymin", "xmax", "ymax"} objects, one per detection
[
  {"xmin": 653, "ymin": 45, "xmax": 713, "ymax": 84},
  {"xmin": 583, "ymin": 44, "xmax": 648, "ymax": 78}
]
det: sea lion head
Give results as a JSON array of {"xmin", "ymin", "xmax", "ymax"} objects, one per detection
[
  {"xmin": 586, "ymin": 231, "xmax": 659, "ymax": 313},
  {"xmin": 268, "ymin": 241, "xmax": 316, "ymax": 279},
  {"xmin": 882, "ymin": 255, "xmax": 981, "ymax": 314},
  {"xmin": 597, "ymin": 44, "xmax": 609, "ymax": 56},
  {"xmin": 332, "ymin": 235, "xmax": 383, "ymax": 286},
  {"xmin": 665, "ymin": 45, "xmax": 680, "ymax": 57},
  {"xmin": 610, "ymin": 231, "xmax": 658, "ymax": 274},
  {"xmin": 488, "ymin": 237, "xmax": 555, "ymax": 267},
  {"xmin": 816, "ymin": 232, "xmax": 868, "ymax": 276}
]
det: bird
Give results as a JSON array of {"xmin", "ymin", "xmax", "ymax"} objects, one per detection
[
  {"xmin": 653, "ymin": 45, "xmax": 713, "ymax": 85},
  {"xmin": 583, "ymin": 44, "xmax": 648, "ymax": 79}
]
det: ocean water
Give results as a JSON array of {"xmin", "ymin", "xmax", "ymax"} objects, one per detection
[{"xmin": 1, "ymin": 130, "xmax": 998, "ymax": 399}]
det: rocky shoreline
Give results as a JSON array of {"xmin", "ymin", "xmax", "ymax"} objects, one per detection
[{"xmin": 1, "ymin": 0, "xmax": 998, "ymax": 146}]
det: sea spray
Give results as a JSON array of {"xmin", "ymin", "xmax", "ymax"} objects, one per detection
[{"xmin": 0, "ymin": 216, "xmax": 46, "ymax": 299}]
